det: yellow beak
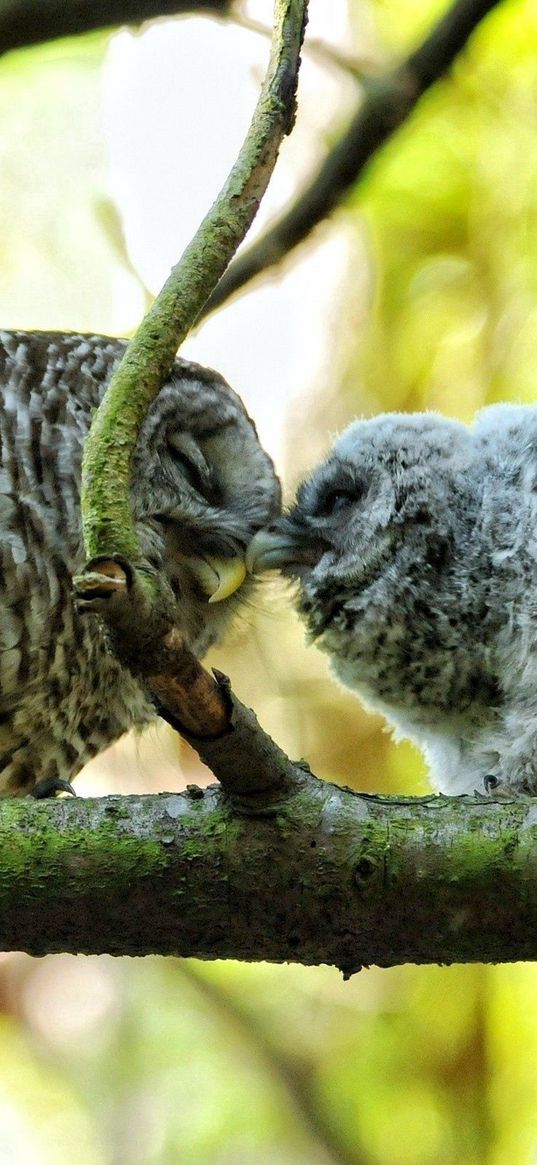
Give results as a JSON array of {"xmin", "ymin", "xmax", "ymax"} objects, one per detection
[{"xmin": 184, "ymin": 555, "xmax": 247, "ymax": 604}]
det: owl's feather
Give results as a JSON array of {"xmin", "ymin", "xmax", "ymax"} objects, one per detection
[
  {"xmin": 0, "ymin": 329, "xmax": 280, "ymax": 795},
  {"xmin": 248, "ymin": 406, "xmax": 537, "ymax": 796}
]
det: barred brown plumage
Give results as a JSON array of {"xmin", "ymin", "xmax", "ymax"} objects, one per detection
[{"xmin": 0, "ymin": 330, "xmax": 280, "ymax": 796}]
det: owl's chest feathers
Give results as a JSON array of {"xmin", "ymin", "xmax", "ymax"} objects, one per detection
[
  {"xmin": 304, "ymin": 566, "xmax": 504, "ymax": 723},
  {"xmin": 0, "ymin": 566, "xmax": 153, "ymax": 794}
]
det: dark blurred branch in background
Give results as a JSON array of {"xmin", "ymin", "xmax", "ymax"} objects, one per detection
[
  {"xmin": 0, "ymin": 0, "xmax": 231, "ymax": 57},
  {"xmin": 183, "ymin": 961, "xmax": 371, "ymax": 1165},
  {"xmin": 0, "ymin": 0, "xmax": 505, "ymax": 300},
  {"xmin": 201, "ymin": 0, "xmax": 505, "ymax": 317},
  {"xmin": 2, "ymin": 776, "xmax": 536, "ymax": 970},
  {"xmin": 232, "ymin": 10, "xmax": 378, "ymax": 81}
]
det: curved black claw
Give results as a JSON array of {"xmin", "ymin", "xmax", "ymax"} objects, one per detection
[
  {"xmin": 483, "ymin": 774, "xmax": 502, "ymax": 795},
  {"xmin": 32, "ymin": 777, "xmax": 77, "ymax": 799}
]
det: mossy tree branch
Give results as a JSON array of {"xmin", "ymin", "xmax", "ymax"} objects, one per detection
[
  {"xmin": 74, "ymin": 0, "xmax": 308, "ymax": 748},
  {"xmin": 2, "ymin": 774, "xmax": 536, "ymax": 969},
  {"xmin": 80, "ymin": 0, "xmax": 308, "ymax": 565}
]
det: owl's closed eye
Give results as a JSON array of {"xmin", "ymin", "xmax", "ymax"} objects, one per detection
[{"xmin": 0, "ymin": 329, "xmax": 280, "ymax": 795}]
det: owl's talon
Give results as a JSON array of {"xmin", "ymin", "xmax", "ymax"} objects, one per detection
[
  {"xmin": 483, "ymin": 774, "xmax": 501, "ymax": 794},
  {"xmin": 32, "ymin": 777, "xmax": 77, "ymax": 799}
]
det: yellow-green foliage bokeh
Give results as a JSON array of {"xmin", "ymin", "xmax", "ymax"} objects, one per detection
[{"xmin": 1, "ymin": 3, "xmax": 537, "ymax": 1165}]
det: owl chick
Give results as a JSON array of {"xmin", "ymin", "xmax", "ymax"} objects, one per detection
[
  {"xmin": 0, "ymin": 329, "xmax": 280, "ymax": 797},
  {"xmin": 247, "ymin": 406, "xmax": 537, "ymax": 797}
]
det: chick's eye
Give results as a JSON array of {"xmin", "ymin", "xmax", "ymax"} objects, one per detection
[{"xmin": 316, "ymin": 486, "xmax": 361, "ymax": 517}]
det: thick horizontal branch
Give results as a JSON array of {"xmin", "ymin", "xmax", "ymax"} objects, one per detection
[
  {"xmin": 3, "ymin": 776, "xmax": 536, "ymax": 971},
  {"xmin": 202, "ymin": 0, "xmax": 503, "ymax": 316},
  {"xmin": 0, "ymin": 0, "xmax": 231, "ymax": 57}
]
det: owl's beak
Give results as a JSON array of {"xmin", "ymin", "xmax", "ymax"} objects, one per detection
[{"xmin": 183, "ymin": 555, "xmax": 247, "ymax": 604}]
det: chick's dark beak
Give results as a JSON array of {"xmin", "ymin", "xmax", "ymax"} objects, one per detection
[{"xmin": 246, "ymin": 519, "xmax": 322, "ymax": 576}]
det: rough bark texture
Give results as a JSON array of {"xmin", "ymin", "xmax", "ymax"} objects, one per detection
[
  {"xmin": 76, "ymin": 0, "xmax": 308, "ymax": 747},
  {"xmin": 81, "ymin": 0, "xmax": 308, "ymax": 565},
  {"xmin": 3, "ymin": 774, "xmax": 536, "ymax": 971}
]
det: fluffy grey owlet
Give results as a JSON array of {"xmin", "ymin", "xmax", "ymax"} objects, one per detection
[
  {"xmin": 0, "ymin": 329, "xmax": 280, "ymax": 797},
  {"xmin": 247, "ymin": 406, "xmax": 537, "ymax": 797}
]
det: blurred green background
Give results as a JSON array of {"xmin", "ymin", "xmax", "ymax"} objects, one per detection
[{"xmin": 1, "ymin": 1, "xmax": 537, "ymax": 1161}]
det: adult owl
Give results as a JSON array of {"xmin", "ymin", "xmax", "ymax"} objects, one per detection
[
  {"xmin": 247, "ymin": 407, "xmax": 537, "ymax": 797},
  {"xmin": 0, "ymin": 329, "xmax": 280, "ymax": 797}
]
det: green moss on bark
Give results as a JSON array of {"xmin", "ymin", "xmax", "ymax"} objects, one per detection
[{"xmin": 81, "ymin": 0, "xmax": 308, "ymax": 567}]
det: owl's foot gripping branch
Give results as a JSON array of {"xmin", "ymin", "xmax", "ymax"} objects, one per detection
[
  {"xmin": 7, "ymin": 547, "xmax": 537, "ymax": 970},
  {"xmin": 73, "ymin": 551, "xmax": 298, "ymax": 807},
  {"xmin": 74, "ymin": 552, "xmax": 229, "ymax": 740},
  {"xmin": 6, "ymin": 549, "xmax": 537, "ymax": 968}
]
